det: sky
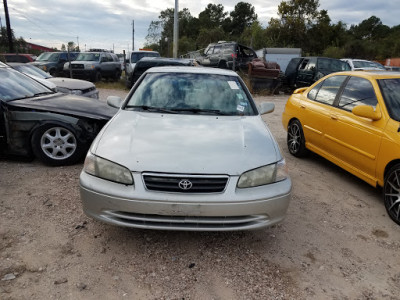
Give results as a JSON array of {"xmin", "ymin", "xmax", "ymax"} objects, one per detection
[{"xmin": 1, "ymin": 0, "xmax": 398, "ymax": 54}]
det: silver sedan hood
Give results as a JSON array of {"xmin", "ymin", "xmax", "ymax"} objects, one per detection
[
  {"xmin": 47, "ymin": 77, "xmax": 95, "ymax": 89},
  {"xmin": 93, "ymin": 111, "xmax": 281, "ymax": 175}
]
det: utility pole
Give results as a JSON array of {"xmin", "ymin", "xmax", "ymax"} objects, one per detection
[
  {"xmin": 3, "ymin": 0, "xmax": 14, "ymax": 52},
  {"xmin": 132, "ymin": 20, "xmax": 135, "ymax": 51},
  {"xmin": 76, "ymin": 36, "xmax": 79, "ymax": 50},
  {"xmin": 173, "ymin": 0, "xmax": 178, "ymax": 58}
]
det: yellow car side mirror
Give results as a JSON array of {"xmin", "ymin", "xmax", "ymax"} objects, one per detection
[
  {"xmin": 352, "ymin": 105, "xmax": 381, "ymax": 121},
  {"xmin": 293, "ymin": 87, "xmax": 308, "ymax": 94}
]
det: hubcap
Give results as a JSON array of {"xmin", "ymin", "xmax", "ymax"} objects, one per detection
[
  {"xmin": 40, "ymin": 127, "xmax": 77, "ymax": 160},
  {"xmin": 288, "ymin": 123, "xmax": 301, "ymax": 153},
  {"xmin": 385, "ymin": 168, "xmax": 400, "ymax": 222}
]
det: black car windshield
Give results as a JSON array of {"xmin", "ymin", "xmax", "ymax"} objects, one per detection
[
  {"xmin": 13, "ymin": 64, "xmax": 52, "ymax": 79},
  {"xmin": 75, "ymin": 53, "xmax": 100, "ymax": 61},
  {"xmin": 0, "ymin": 68, "xmax": 53, "ymax": 102},
  {"xmin": 378, "ymin": 78, "xmax": 400, "ymax": 122},
  {"xmin": 319, "ymin": 58, "xmax": 351, "ymax": 72},
  {"xmin": 36, "ymin": 52, "xmax": 53, "ymax": 61},
  {"xmin": 125, "ymin": 72, "xmax": 256, "ymax": 116}
]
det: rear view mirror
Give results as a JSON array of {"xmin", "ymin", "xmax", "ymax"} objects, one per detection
[
  {"xmin": 258, "ymin": 102, "xmax": 275, "ymax": 115},
  {"xmin": 293, "ymin": 87, "xmax": 307, "ymax": 94},
  {"xmin": 352, "ymin": 105, "xmax": 381, "ymax": 121},
  {"xmin": 107, "ymin": 96, "xmax": 123, "ymax": 108}
]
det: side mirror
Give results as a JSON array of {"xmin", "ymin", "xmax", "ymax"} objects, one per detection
[
  {"xmin": 352, "ymin": 105, "xmax": 381, "ymax": 121},
  {"xmin": 107, "ymin": 96, "xmax": 123, "ymax": 108},
  {"xmin": 293, "ymin": 87, "xmax": 307, "ymax": 94},
  {"xmin": 258, "ymin": 102, "xmax": 275, "ymax": 115}
]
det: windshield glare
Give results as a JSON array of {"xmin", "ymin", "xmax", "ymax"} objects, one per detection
[
  {"xmin": 76, "ymin": 53, "xmax": 100, "ymax": 61},
  {"xmin": 378, "ymin": 78, "xmax": 400, "ymax": 122},
  {"xmin": 126, "ymin": 73, "xmax": 256, "ymax": 116},
  {"xmin": 36, "ymin": 52, "xmax": 53, "ymax": 61},
  {"xmin": 0, "ymin": 68, "xmax": 52, "ymax": 101},
  {"xmin": 14, "ymin": 65, "xmax": 51, "ymax": 79}
]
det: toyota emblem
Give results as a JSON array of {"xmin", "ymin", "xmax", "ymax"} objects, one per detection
[{"xmin": 178, "ymin": 179, "xmax": 193, "ymax": 190}]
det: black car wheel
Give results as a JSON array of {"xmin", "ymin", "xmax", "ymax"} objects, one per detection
[
  {"xmin": 218, "ymin": 60, "xmax": 227, "ymax": 69},
  {"xmin": 383, "ymin": 163, "xmax": 400, "ymax": 225},
  {"xmin": 113, "ymin": 70, "xmax": 121, "ymax": 81},
  {"xmin": 31, "ymin": 124, "xmax": 84, "ymax": 166},
  {"xmin": 92, "ymin": 71, "xmax": 102, "ymax": 82},
  {"xmin": 287, "ymin": 119, "xmax": 308, "ymax": 157}
]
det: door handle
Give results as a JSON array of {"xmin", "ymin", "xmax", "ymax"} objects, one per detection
[
  {"xmin": 330, "ymin": 114, "xmax": 338, "ymax": 120},
  {"xmin": 300, "ymin": 104, "xmax": 306, "ymax": 109}
]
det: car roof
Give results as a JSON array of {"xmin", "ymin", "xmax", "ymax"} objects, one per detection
[
  {"xmin": 327, "ymin": 70, "xmax": 400, "ymax": 79},
  {"xmin": 145, "ymin": 66, "xmax": 238, "ymax": 76},
  {"xmin": 0, "ymin": 62, "xmax": 8, "ymax": 68}
]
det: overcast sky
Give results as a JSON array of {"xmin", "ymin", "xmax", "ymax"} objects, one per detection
[{"xmin": 1, "ymin": 0, "xmax": 398, "ymax": 54}]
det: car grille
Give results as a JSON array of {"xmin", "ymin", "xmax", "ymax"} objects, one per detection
[
  {"xmin": 104, "ymin": 211, "xmax": 270, "ymax": 231},
  {"xmin": 72, "ymin": 64, "xmax": 84, "ymax": 69},
  {"xmin": 143, "ymin": 173, "xmax": 228, "ymax": 193}
]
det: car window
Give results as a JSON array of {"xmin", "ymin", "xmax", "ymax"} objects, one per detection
[
  {"xmin": 205, "ymin": 47, "xmax": 214, "ymax": 56},
  {"xmin": 378, "ymin": 78, "xmax": 400, "ymax": 122},
  {"xmin": 338, "ymin": 77, "xmax": 378, "ymax": 111},
  {"xmin": 213, "ymin": 45, "xmax": 222, "ymax": 54},
  {"xmin": 307, "ymin": 82, "xmax": 323, "ymax": 100},
  {"xmin": 319, "ymin": 58, "xmax": 351, "ymax": 72},
  {"xmin": 76, "ymin": 53, "xmax": 100, "ymax": 61},
  {"xmin": 313, "ymin": 75, "xmax": 347, "ymax": 105},
  {"xmin": 305, "ymin": 59, "xmax": 316, "ymax": 71},
  {"xmin": 299, "ymin": 59, "xmax": 309, "ymax": 70},
  {"xmin": 13, "ymin": 64, "xmax": 51, "ymax": 79},
  {"xmin": 125, "ymin": 73, "xmax": 256, "ymax": 116},
  {"xmin": 0, "ymin": 68, "xmax": 52, "ymax": 101}
]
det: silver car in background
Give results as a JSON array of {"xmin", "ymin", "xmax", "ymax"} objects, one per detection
[
  {"xmin": 80, "ymin": 67, "xmax": 291, "ymax": 231},
  {"xmin": 8, "ymin": 62, "xmax": 99, "ymax": 99}
]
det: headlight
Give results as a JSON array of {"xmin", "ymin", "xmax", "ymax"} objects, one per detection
[
  {"xmin": 237, "ymin": 159, "xmax": 288, "ymax": 188},
  {"xmin": 56, "ymin": 87, "xmax": 71, "ymax": 94},
  {"xmin": 70, "ymin": 89, "xmax": 83, "ymax": 95},
  {"xmin": 85, "ymin": 64, "xmax": 95, "ymax": 70},
  {"xmin": 83, "ymin": 152, "xmax": 134, "ymax": 185},
  {"xmin": 39, "ymin": 65, "xmax": 47, "ymax": 71}
]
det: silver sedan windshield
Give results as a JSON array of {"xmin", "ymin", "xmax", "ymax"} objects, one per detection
[{"xmin": 125, "ymin": 73, "xmax": 256, "ymax": 116}]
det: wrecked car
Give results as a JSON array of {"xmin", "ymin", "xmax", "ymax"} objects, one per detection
[
  {"xmin": 196, "ymin": 41, "xmax": 257, "ymax": 71},
  {"xmin": 0, "ymin": 62, "xmax": 116, "ymax": 166}
]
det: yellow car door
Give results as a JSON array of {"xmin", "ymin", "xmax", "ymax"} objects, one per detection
[
  {"xmin": 323, "ymin": 76, "xmax": 385, "ymax": 186},
  {"xmin": 299, "ymin": 75, "xmax": 348, "ymax": 154}
]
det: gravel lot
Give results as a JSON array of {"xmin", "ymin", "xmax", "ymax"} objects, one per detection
[{"xmin": 1, "ymin": 88, "xmax": 399, "ymax": 299}]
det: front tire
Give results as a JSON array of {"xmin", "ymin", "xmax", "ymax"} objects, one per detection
[
  {"xmin": 31, "ymin": 124, "xmax": 84, "ymax": 166},
  {"xmin": 287, "ymin": 119, "xmax": 308, "ymax": 157},
  {"xmin": 383, "ymin": 163, "xmax": 400, "ymax": 225}
]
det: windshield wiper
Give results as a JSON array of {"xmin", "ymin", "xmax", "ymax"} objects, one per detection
[
  {"xmin": 33, "ymin": 92, "xmax": 54, "ymax": 97},
  {"xmin": 170, "ymin": 108, "xmax": 228, "ymax": 115},
  {"xmin": 125, "ymin": 105, "xmax": 177, "ymax": 114}
]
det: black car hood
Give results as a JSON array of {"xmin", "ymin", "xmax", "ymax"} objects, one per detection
[{"xmin": 7, "ymin": 93, "xmax": 117, "ymax": 120}]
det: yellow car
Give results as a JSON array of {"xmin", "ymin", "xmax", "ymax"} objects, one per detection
[{"xmin": 282, "ymin": 71, "xmax": 400, "ymax": 225}]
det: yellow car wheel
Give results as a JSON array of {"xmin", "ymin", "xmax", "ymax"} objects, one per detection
[{"xmin": 287, "ymin": 120, "xmax": 308, "ymax": 157}]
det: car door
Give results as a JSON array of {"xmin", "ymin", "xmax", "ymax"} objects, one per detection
[
  {"xmin": 209, "ymin": 45, "xmax": 222, "ymax": 66},
  {"xmin": 296, "ymin": 58, "xmax": 317, "ymax": 88},
  {"xmin": 299, "ymin": 75, "xmax": 348, "ymax": 153},
  {"xmin": 323, "ymin": 76, "xmax": 385, "ymax": 185}
]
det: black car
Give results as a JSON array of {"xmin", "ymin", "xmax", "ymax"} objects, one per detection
[
  {"xmin": 196, "ymin": 41, "xmax": 257, "ymax": 71},
  {"xmin": 31, "ymin": 51, "xmax": 78, "ymax": 76},
  {"xmin": 126, "ymin": 57, "xmax": 194, "ymax": 88},
  {"xmin": 0, "ymin": 62, "xmax": 117, "ymax": 166},
  {"xmin": 284, "ymin": 56, "xmax": 351, "ymax": 91}
]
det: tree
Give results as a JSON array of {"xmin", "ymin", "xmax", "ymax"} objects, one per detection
[
  {"xmin": 198, "ymin": 4, "xmax": 227, "ymax": 29},
  {"xmin": 226, "ymin": 2, "xmax": 257, "ymax": 38}
]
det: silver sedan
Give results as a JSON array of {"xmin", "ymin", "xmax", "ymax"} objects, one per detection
[{"xmin": 80, "ymin": 66, "xmax": 291, "ymax": 231}]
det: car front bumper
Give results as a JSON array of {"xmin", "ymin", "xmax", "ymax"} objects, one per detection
[{"xmin": 80, "ymin": 171, "xmax": 292, "ymax": 231}]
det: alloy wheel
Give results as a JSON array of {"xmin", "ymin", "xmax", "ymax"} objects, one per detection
[{"xmin": 40, "ymin": 127, "xmax": 77, "ymax": 160}]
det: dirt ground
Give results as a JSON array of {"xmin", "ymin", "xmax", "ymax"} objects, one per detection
[{"xmin": 0, "ymin": 88, "xmax": 399, "ymax": 300}]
